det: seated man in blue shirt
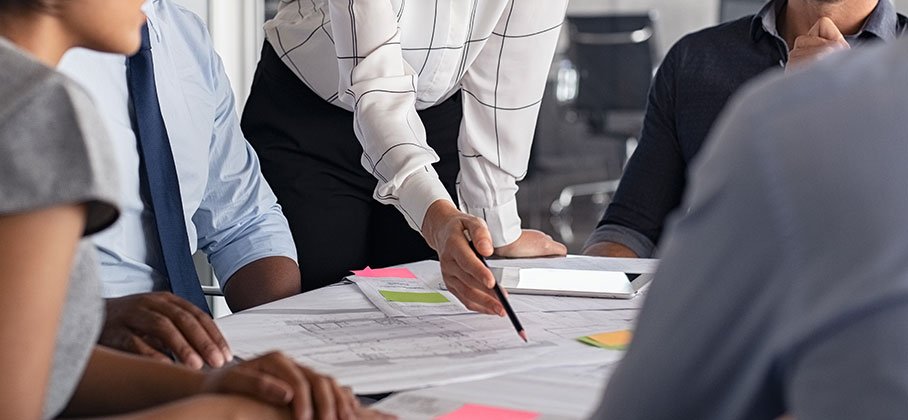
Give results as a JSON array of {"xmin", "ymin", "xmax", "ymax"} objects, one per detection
[
  {"xmin": 593, "ymin": 33, "xmax": 908, "ymax": 420},
  {"xmin": 59, "ymin": 0, "xmax": 300, "ymax": 369},
  {"xmin": 584, "ymin": 0, "xmax": 906, "ymax": 258}
]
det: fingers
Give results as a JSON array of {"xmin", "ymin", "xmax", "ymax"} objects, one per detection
[
  {"xmin": 336, "ymin": 387, "xmax": 359, "ymax": 420},
  {"xmin": 105, "ymin": 293, "xmax": 231, "ymax": 369},
  {"xmin": 445, "ymin": 273, "xmax": 503, "ymax": 315},
  {"xmin": 462, "ymin": 217, "xmax": 493, "ymax": 256},
  {"xmin": 217, "ymin": 366, "xmax": 296, "ymax": 406},
  {"xmin": 814, "ymin": 17, "xmax": 847, "ymax": 44},
  {"xmin": 102, "ymin": 331, "xmax": 173, "ymax": 364},
  {"xmin": 250, "ymin": 353, "xmax": 313, "ymax": 420},
  {"xmin": 125, "ymin": 335, "xmax": 174, "ymax": 364},
  {"xmin": 300, "ymin": 368, "xmax": 339, "ymax": 420},
  {"xmin": 355, "ymin": 406, "xmax": 399, "ymax": 420},
  {"xmin": 169, "ymin": 295, "xmax": 233, "ymax": 363},
  {"xmin": 140, "ymin": 310, "xmax": 207, "ymax": 369}
]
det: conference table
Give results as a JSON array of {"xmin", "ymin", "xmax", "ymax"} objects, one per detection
[{"xmin": 216, "ymin": 257, "xmax": 653, "ymax": 419}]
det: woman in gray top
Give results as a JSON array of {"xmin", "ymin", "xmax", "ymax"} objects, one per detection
[{"xmin": 0, "ymin": 1, "xmax": 388, "ymax": 419}]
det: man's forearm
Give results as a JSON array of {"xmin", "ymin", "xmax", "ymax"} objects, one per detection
[
  {"xmin": 583, "ymin": 241, "xmax": 640, "ymax": 258},
  {"xmin": 223, "ymin": 256, "xmax": 300, "ymax": 311}
]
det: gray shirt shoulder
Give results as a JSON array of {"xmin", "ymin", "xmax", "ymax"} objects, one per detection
[
  {"xmin": 594, "ymin": 38, "xmax": 908, "ymax": 420},
  {"xmin": 0, "ymin": 38, "xmax": 118, "ymax": 418}
]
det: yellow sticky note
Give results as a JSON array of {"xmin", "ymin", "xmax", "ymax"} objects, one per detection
[{"xmin": 578, "ymin": 330, "xmax": 632, "ymax": 350}]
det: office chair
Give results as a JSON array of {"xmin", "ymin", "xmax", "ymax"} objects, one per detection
[
  {"xmin": 719, "ymin": 0, "xmax": 767, "ymax": 23},
  {"xmin": 549, "ymin": 13, "xmax": 657, "ymax": 244}
]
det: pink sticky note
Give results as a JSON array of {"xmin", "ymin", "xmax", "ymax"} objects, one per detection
[
  {"xmin": 351, "ymin": 266, "xmax": 417, "ymax": 279},
  {"xmin": 435, "ymin": 404, "xmax": 539, "ymax": 420}
]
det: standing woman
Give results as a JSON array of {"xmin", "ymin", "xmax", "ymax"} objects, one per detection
[
  {"xmin": 243, "ymin": 1, "xmax": 569, "ymax": 314},
  {"xmin": 0, "ymin": 0, "xmax": 384, "ymax": 418}
]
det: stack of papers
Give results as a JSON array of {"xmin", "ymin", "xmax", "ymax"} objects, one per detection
[{"xmin": 219, "ymin": 257, "xmax": 649, "ymax": 396}]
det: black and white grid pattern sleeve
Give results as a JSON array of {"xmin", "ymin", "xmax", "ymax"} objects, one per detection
[
  {"xmin": 265, "ymin": 1, "xmax": 568, "ymax": 246},
  {"xmin": 325, "ymin": 0, "xmax": 446, "ymax": 234},
  {"xmin": 457, "ymin": 1, "xmax": 568, "ymax": 246}
]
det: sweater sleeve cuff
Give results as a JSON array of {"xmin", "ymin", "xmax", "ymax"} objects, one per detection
[
  {"xmin": 462, "ymin": 198, "xmax": 522, "ymax": 247},
  {"xmin": 583, "ymin": 224, "xmax": 656, "ymax": 258}
]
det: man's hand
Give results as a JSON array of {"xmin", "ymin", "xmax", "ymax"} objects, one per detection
[
  {"xmin": 200, "ymin": 352, "xmax": 396, "ymax": 420},
  {"xmin": 422, "ymin": 201, "xmax": 566, "ymax": 316},
  {"xmin": 100, "ymin": 292, "xmax": 231, "ymax": 369},
  {"xmin": 787, "ymin": 17, "xmax": 850, "ymax": 71},
  {"xmin": 582, "ymin": 241, "xmax": 639, "ymax": 258}
]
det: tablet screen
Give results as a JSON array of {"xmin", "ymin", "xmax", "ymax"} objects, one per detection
[{"xmin": 515, "ymin": 268, "xmax": 634, "ymax": 294}]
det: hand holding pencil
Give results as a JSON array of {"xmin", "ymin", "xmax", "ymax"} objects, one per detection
[{"xmin": 466, "ymin": 238, "xmax": 528, "ymax": 343}]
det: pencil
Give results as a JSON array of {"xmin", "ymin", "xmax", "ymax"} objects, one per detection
[{"xmin": 467, "ymin": 239, "xmax": 528, "ymax": 343}]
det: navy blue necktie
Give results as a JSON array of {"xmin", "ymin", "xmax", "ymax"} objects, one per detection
[{"xmin": 126, "ymin": 25, "xmax": 210, "ymax": 314}]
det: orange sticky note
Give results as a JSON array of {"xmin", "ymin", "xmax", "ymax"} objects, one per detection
[
  {"xmin": 435, "ymin": 404, "xmax": 539, "ymax": 420},
  {"xmin": 351, "ymin": 266, "xmax": 417, "ymax": 279},
  {"xmin": 579, "ymin": 330, "xmax": 633, "ymax": 350}
]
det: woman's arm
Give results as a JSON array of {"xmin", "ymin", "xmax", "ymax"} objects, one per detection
[
  {"xmin": 0, "ymin": 205, "xmax": 86, "ymax": 419},
  {"xmin": 63, "ymin": 347, "xmax": 368, "ymax": 420}
]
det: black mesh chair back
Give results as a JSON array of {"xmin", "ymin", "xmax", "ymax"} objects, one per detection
[
  {"xmin": 720, "ymin": 0, "xmax": 767, "ymax": 23},
  {"xmin": 566, "ymin": 14, "xmax": 656, "ymax": 137}
]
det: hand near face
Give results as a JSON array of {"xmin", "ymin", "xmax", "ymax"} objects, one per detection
[{"xmin": 787, "ymin": 17, "xmax": 850, "ymax": 72}]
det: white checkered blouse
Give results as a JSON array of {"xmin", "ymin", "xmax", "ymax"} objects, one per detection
[{"xmin": 265, "ymin": 0, "xmax": 568, "ymax": 246}]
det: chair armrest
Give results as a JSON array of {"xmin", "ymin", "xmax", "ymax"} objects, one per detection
[
  {"xmin": 572, "ymin": 27, "xmax": 653, "ymax": 45},
  {"xmin": 202, "ymin": 285, "xmax": 224, "ymax": 297}
]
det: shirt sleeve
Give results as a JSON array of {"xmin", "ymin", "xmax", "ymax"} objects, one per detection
[
  {"xmin": 784, "ymin": 303, "xmax": 908, "ymax": 420},
  {"xmin": 190, "ymin": 23, "xmax": 298, "ymax": 288},
  {"xmin": 326, "ymin": 0, "xmax": 452, "ymax": 233},
  {"xmin": 457, "ymin": 0, "xmax": 568, "ymax": 246},
  {"xmin": 0, "ymin": 76, "xmax": 119, "ymax": 236},
  {"xmin": 590, "ymin": 45, "xmax": 686, "ymax": 253}
]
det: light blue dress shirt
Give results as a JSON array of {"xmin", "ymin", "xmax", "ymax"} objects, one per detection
[{"xmin": 58, "ymin": 0, "xmax": 297, "ymax": 297}]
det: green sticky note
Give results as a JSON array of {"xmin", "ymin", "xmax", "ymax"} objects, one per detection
[{"xmin": 379, "ymin": 290, "xmax": 450, "ymax": 304}]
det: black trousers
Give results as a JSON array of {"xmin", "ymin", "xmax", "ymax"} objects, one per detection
[{"xmin": 242, "ymin": 43, "xmax": 462, "ymax": 292}]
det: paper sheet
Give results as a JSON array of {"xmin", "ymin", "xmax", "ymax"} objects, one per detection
[
  {"xmin": 350, "ymin": 275, "xmax": 471, "ymax": 317},
  {"xmin": 218, "ymin": 307, "xmax": 634, "ymax": 394},
  {"xmin": 374, "ymin": 364, "xmax": 619, "ymax": 420}
]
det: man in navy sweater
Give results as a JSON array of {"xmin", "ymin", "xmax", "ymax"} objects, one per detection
[{"xmin": 583, "ymin": 0, "xmax": 906, "ymax": 258}]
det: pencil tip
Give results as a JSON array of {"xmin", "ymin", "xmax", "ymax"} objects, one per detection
[{"xmin": 519, "ymin": 331, "xmax": 528, "ymax": 342}]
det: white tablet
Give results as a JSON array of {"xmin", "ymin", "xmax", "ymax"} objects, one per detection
[{"xmin": 495, "ymin": 267, "xmax": 652, "ymax": 299}]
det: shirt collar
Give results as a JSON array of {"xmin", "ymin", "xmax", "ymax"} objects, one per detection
[
  {"xmin": 750, "ymin": 0, "xmax": 786, "ymax": 43},
  {"xmin": 143, "ymin": 0, "xmax": 161, "ymax": 44},
  {"xmin": 858, "ymin": 0, "xmax": 899, "ymax": 42},
  {"xmin": 750, "ymin": 0, "xmax": 901, "ymax": 44}
]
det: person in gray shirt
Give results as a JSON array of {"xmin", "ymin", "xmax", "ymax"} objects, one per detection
[
  {"xmin": 592, "ymin": 37, "xmax": 908, "ymax": 419},
  {"xmin": 0, "ymin": 1, "xmax": 383, "ymax": 419}
]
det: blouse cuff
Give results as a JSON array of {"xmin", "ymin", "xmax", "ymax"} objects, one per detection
[
  {"xmin": 462, "ymin": 198, "xmax": 522, "ymax": 248},
  {"xmin": 396, "ymin": 169, "xmax": 454, "ymax": 233}
]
